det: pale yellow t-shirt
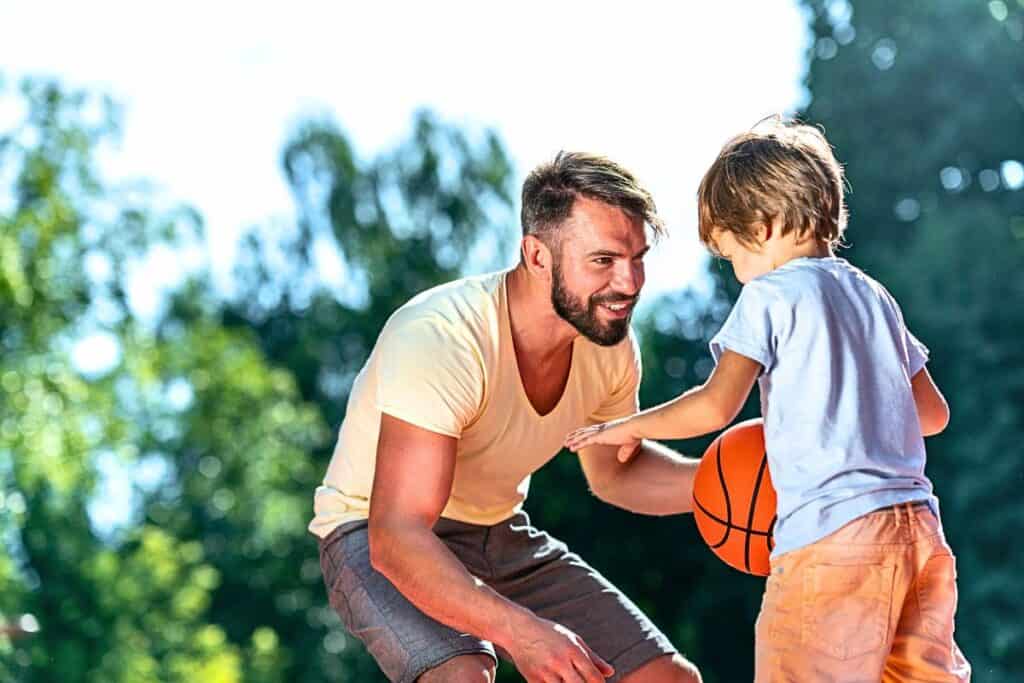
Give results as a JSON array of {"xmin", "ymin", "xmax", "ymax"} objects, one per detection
[{"xmin": 308, "ymin": 269, "xmax": 641, "ymax": 538}]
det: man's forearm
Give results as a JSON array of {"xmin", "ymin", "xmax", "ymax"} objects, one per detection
[
  {"xmin": 369, "ymin": 520, "xmax": 531, "ymax": 649},
  {"xmin": 596, "ymin": 440, "xmax": 699, "ymax": 515}
]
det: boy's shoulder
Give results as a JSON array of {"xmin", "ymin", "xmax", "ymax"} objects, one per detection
[
  {"xmin": 751, "ymin": 256, "xmax": 879, "ymax": 301},
  {"xmin": 748, "ymin": 257, "xmax": 908, "ymax": 330},
  {"xmin": 741, "ymin": 257, "xmax": 831, "ymax": 304}
]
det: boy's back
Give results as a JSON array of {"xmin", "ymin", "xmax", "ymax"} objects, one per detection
[{"xmin": 710, "ymin": 256, "xmax": 937, "ymax": 556}]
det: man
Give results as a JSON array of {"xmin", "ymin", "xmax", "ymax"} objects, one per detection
[{"xmin": 311, "ymin": 152, "xmax": 702, "ymax": 683}]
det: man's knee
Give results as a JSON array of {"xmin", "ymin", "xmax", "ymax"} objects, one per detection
[
  {"xmin": 621, "ymin": 653, "xmax": 702, "ymax": 683},
  {"xmin": 417, "ymin": 653, "xmax": 496, "ymax": 683}
]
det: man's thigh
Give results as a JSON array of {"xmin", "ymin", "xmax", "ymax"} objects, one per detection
[
  {"xmin": 318, "ymin": 521, "xmax": 496, "ymax": 683},
  {"xmin": 484, "ymin": 514, "xmax": 684, "ymax": 683}
]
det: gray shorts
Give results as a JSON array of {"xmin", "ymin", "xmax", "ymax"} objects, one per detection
[{"xmin": 319, "ymin": 511, "xmax": 678, "ymax": 683}]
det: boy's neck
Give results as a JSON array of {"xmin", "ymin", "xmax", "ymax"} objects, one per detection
[{"xmin": 770, "ymin": 237, "xmax": 833, "ymax": 270}]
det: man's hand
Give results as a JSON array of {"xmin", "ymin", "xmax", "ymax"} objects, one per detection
[
  {"xmin": 565, "ymin": 417, "xmax": 641, "ymax": 462},
  {"xmin": 509, "ymin": 617, "xmax": 614, "ymax": 683}
]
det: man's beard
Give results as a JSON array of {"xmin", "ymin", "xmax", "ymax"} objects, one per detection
[{"xmin": 551, "ymin": 259, "xmax": 636, "ymax": 346}]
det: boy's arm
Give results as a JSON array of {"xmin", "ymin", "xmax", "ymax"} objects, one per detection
[
  {"xmin": 911, "ymin": 367, "xmax": 949, "ymax": 436},
  {"xmin": 565, "ymin": 350, "xmax": 762, "ymax": 452}
]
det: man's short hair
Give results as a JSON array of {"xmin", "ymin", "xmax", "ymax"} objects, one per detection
[
  {"xmin": 697, "ymin": 117, "xmax": 848, "ymax": 255},
  {"xmin": 520, "ymin": 151, "xmax": 666, "ymax": 249}
]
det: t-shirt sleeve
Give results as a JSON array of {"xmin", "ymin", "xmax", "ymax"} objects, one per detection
[
  {"xmin": 588, "ymin": 329, "xmax": 642, "ymax": 423},
  {"xmin": 374, "ymin": 315, "xmax": 484, "ymax": 438},
  {"xmin": 904, "ymin": 328, "xmax": 929, "ymax": 377},
  {"xmin": 708, "ymin": 281, "xmax": 778, "ymax": 371},
  {"xmin": 886, "ymin": 288, "xmax": 930, "ymax": 377}
]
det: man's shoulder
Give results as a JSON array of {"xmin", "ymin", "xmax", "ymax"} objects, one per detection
[{"xmin": 387, "ymin": 270, "xmax": 506, "ymax": 334}]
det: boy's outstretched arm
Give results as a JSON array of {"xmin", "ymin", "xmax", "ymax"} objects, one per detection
[
  {"xmin": 565, "ymin": 350, "xmax": 762, "ymax": 453},
  {"xmin": 911, "ymin": 367, "xmax": 950, "ymax": 436}
]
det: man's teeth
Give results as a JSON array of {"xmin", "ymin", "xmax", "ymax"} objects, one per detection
[{"xmin": 605, "ymin": 303, "xmax": 629, "ymax": 311}]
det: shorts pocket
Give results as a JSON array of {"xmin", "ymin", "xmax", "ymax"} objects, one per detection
[
  {"xmin": 802, "ymin": 561, "xmax": 894, "ymax": 660},
  {"xmin": 915, "ymin": 552, "xmax": 958, "ymax": 642}
]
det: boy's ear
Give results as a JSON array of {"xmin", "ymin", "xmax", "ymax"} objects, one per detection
[{"xmin": 760, "ymin": 216, "xmax": 783, "ymax": 242}]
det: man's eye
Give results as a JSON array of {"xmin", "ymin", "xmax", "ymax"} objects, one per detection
[{"xmin": 593, "ymin": 257, "xmax": 613, "ymax": 265}]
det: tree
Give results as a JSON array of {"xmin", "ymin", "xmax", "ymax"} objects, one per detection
[{"xmin": 0, "ymin": 78, "xmax": 328, "ymax": 682}]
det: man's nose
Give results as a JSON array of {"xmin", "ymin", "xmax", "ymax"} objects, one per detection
[{"xmin": 613, "ymin": 260, "xmax": 644, "ymax": 296}]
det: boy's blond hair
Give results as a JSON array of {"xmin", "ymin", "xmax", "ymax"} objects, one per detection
[{"xmin": 697, "ymin": 117, "xmax": 848, "ymax": 255}]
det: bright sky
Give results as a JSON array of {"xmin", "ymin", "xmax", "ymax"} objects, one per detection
[
  {"xmin": 1, "ymin": 2, "xmax": 810, "ymax": 535},
  {"xmin": 1, "ymin": 1, "xmax": 811, "ymax": 310}
]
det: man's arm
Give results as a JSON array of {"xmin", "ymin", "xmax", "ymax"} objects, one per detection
[
  {"xmin": 368, "ymin": 413, "xmax": 613, "ymax": 682},
  {"xmin": 578, "ymin": 440, "xmax": 699, "ymax": 515}
]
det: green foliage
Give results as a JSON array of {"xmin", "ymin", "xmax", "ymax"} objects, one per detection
[
  {"xmin": 4, "ymin": 1, "xmax": 1020, "ymax": 676},
  {"xmin": 0, "ymin": 78, "xmax": 330, "ymax": 682}
]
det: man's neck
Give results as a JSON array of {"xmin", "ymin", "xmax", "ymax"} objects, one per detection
[{"xmin": 506, "ymin": 265, "xmax": 577, "ymax": 362}]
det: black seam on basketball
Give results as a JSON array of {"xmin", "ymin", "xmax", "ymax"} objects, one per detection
[
  {"xmin": 744, "ymin": 452, "xmax": 769, "ymax": 573},
  {"xmin": 714, "ymin": 439, "xmax": 732, "ymax": 548},
  {"xmin": 692, "ymin": 497, "xmax": 773, "ymax": 538},
  {"xmin": 768, "ymin": 514, "xmax": 777, "ymax": 552}
]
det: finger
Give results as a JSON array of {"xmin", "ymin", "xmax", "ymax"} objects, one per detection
[
  {"xmin": 571, "ymin": 436, "xmax": 596, "ymax": 452},
  {"xmin": 564, "ymin": 432, "xmax": 592, "ymax": 449},
  {"xmin": 559, "ymin": 664, "xmax": 588, "ymax": 683},
  {"xmin": 565, "ymin": 435, "xmax": 590, "ymax": 451},
  {"xmin": 578, "ymin": 640, "xmax": 615, "ymax": 678},
  {"xmin": 569, "ymin": 659, "xmax": 603, "ymax": 683}
]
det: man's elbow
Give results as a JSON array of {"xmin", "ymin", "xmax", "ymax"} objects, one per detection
[
  {"xmin": 367, "ymin": 521, "xmax": 397, "ymax": 575},
  {"xmin": 586, "ymin": 471, "xmax": 619, "ymax": 505},
  {"xmin": 589, "ymin": 481, "xmax": 640, "ymax": 513}
]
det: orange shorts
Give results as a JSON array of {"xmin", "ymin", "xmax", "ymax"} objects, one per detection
[{"xmin": 755, "ymin": 502, "xmax": 970, "ymax": 682}]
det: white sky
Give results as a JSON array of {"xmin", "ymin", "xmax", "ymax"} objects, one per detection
[
  {"xmin": 0, "ymin": 1, "xmax": 811, "ymax": 306},
  {"xmin": 1, "ymin": 2, "xmax": 811, "ymax": 535}
]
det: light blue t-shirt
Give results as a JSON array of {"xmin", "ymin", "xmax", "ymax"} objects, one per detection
[{"xmin": 709, "ymin": 256, "xmax": 938, "ymax": 557}]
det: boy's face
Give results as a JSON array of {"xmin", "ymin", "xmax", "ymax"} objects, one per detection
[{"xmin": 710, "ymin": 228, "xmax": 774, "ymax": 284}]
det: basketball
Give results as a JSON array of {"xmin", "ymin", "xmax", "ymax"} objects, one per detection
[{"xmin": 691, "ymin": 418, "xmax": 777, "ymax": 576}]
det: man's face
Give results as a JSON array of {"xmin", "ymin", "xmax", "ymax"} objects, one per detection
[{"xmin": 549, "ymin": 196, "xmax": 649, "ymax": 346}]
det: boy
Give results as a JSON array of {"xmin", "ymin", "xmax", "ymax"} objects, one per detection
[{"xmin": 565, "ymin": 119, "xmax": 971, "ymax": 682}]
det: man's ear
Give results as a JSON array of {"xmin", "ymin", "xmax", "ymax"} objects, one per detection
[{"xmin": 521, "ymin": 235, "xmax": 555, "ymax": 281}]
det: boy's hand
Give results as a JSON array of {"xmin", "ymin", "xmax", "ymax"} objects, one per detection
[{"xmin": 565, "ymin": 418, "xmax": 642, "ymax": 463}]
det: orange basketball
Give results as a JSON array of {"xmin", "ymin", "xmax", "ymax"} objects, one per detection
[{"xmin": 691, "ymin": 418, "xmax": 777, "ymax": 576}]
